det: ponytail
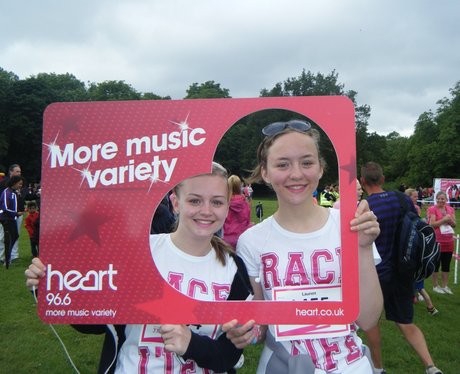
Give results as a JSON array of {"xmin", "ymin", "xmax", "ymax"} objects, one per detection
[{"xmin": 210, "ymin": 235, "xmax": 235, "ymax": 266}]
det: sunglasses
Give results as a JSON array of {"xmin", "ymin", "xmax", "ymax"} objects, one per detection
[{"xmin": 261, "ymin": 120, "xmax": 312, "ymax": 136}]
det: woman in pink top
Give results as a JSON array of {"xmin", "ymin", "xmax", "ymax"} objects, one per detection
[
  {"xmin": 223, "ymin": 175, "xmax": 251, "ymax": 249},
  {"xmin": 427, "ymin": 191, "xmax": 456, "ymax": 294}
]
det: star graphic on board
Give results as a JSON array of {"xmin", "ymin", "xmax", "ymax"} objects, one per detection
[
  {"xmin": 340, "ymin": 155, "xmax": 356, "ymax": 184},
  {"xmin": 68, "ymin": 202, "xmax": 112, "ymax": 246},
  {"xmin": 135, "ymin": 284, "xmax": 198, "ymax": 321},
  {"xmin": 72, "ymin": 163, "xmax": 93, "ymax": 188},
  {"xmin": 43, "ymin": 133, "xmax": 61, "ymax": 163},
  {"xmin": 168, "ymin": 112, "xmax": 193, "ymax": 132},
  {"xmin": 148, "ymin": 175, "xmax": 167, "ymax": 193}
]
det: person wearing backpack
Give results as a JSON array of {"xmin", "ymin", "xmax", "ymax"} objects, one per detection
[
  {"xmin": 427, "ymin": 191, "xmax": 456, "ymax": 295},
  {"xmin": 405, "ymin": 188, "xmax": 438, "ymax": 316},
  {"xmin": 360, "ymin": 162, "xmax": 442, "ymax": 374}
]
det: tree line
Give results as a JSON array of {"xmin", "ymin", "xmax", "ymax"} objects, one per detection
[{"xmin": 1, "ymin": 67, "xmax": 459, "ymax": 191}]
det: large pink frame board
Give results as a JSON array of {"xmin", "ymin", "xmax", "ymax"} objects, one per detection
[{"xmin": 38, "ymin": 96, "xmax": 358, "ymax": 324}]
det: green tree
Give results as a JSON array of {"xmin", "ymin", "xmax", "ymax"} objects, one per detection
[
  {"xmin": 34, "ymin": 72, "xmax": 88, "ymax": 102},
  {"xmin": 0, "ymin": 68, "xmax": 19, "ymax": 171},
  {"xmin": 260, "ymin": 70, "xmax": 371, "ymax": 141},
  {"xmin": 404, "ymin": 81, "xmax": 460, "ymax": 186},
  {"xmin": 88, "ymin": 80, "xmax": 141, "ymax": 101},
  {"xmin": 433, "ymin": 81, "xmax": 460, "ymax": 178},
  {"xmin": 260, "ymin": 69, "xmax": 349, "ymax": 97},
  {"xmin": 0, "ymin": 68, "xmax": 169, "ymax": 181},
  {"xmin": 141, "ymin": 92, "xmax": 171, "ymax": 100},
  {"xmin": 382, "ymin": 131, "xmax": 410, "ymax": 185},
  {"xmin": 2, "ymin": 72, "xmax": 88, "ymax": 180},
  {"xmin": 184, "ymin": 81, "xmax": 231, "ymax": 99},
  {"xmin": 405, "ymin": 111, "xmax": 439, "ymax": 186},
  {"xmin": 2, "ymin": 63, "xmax": 457, "ymax": 191}
]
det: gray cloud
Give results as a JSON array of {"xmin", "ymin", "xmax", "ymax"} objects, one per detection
[{"xmin": 1, "ymin": 0, "xmax": 459, "ymax": 137}]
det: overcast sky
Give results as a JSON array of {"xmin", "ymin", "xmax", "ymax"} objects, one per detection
[{"xmin": 1, "ymin": 0, "xmax": 459, "ymax": 137}]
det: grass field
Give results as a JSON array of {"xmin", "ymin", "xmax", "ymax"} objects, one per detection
[{"xmin": 1, "ymin": 199, "xmax": 459, "ymax": 373}]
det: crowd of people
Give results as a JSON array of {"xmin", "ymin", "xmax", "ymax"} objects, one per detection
[
  {"xmin": 17, "ymin": 119, "xmax": 457, "ymax": 373},
  {"xmin": 0, "ymin": 164, "xmax": 41, "ymax": 268}
]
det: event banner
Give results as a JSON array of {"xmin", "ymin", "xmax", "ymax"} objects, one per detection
[
  {"xmin": 433, "ymin": 178, "xmax": 460, "ymax": 205},
  {"xmin": 38, "ymin": 96, "xmax": 358, "ymax": 324}
]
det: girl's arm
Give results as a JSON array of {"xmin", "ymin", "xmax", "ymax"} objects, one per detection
[
  {"xmin": 429, "ymin": 209, "xmax": 454, "ymax": 228},
  {"xmin": 178, "ymin": 326, "xmax": 243, "ymax": 372},
  {"xmin": 222, "ymin": 277, "xmax": 267, "ymax": 349},
  {"xmin": 351, "ymin": 200, "xmax": 383, "ymax": 331},
  {"xmin": 1, "ymin": 189, "xmax": 19, "ymax": 218}
]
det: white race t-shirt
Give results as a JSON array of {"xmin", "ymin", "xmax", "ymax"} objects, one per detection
[
  {"xmin": 115, "ymin": 234, "xmax": 238, "ymax": 374},
  {"xmin": 237, "ymin": 210, "xmax": 371, "ymax": 373}
]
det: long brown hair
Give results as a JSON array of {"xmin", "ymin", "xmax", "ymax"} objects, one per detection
[{"xmin": 173, "ymin": 162, "xmax": 235, "ymax": 265}]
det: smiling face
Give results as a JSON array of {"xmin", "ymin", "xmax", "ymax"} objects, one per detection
[
  {"xmin": 261, "ymin": 131, "xmax": 323, "ymax": 207},
  {"xmin": 172, "ymin": 174, "xmax": 229, "ymax": 242},
  {"xmin": 12, "ymin": 180, "xmax": 23, "ymax": 191},
  {"xmin": 436, "ymin": 192, "xmax": 448, "ymax": 208}
]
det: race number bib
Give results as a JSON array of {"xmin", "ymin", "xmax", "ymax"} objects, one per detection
[{"xmin": 273, "ymin": 284, "xmax": 350, "ymax": 340}]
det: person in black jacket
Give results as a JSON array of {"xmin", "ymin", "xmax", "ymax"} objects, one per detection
[
  {"xmin": 0, "ymin": 164, "xmax": 23, "ymax": 264},
  {"xmin": 1, "ymin": 175, "xmax": 25, "ymax": 268}
]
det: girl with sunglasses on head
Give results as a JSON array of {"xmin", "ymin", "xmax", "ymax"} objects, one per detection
[
  {"xmin": 26, "ymin": 162, "xmax": 252, "ymax": 374},
  {"xmin": 223, "ymin": 120, "xmax": 383, "ymax": 374}
]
